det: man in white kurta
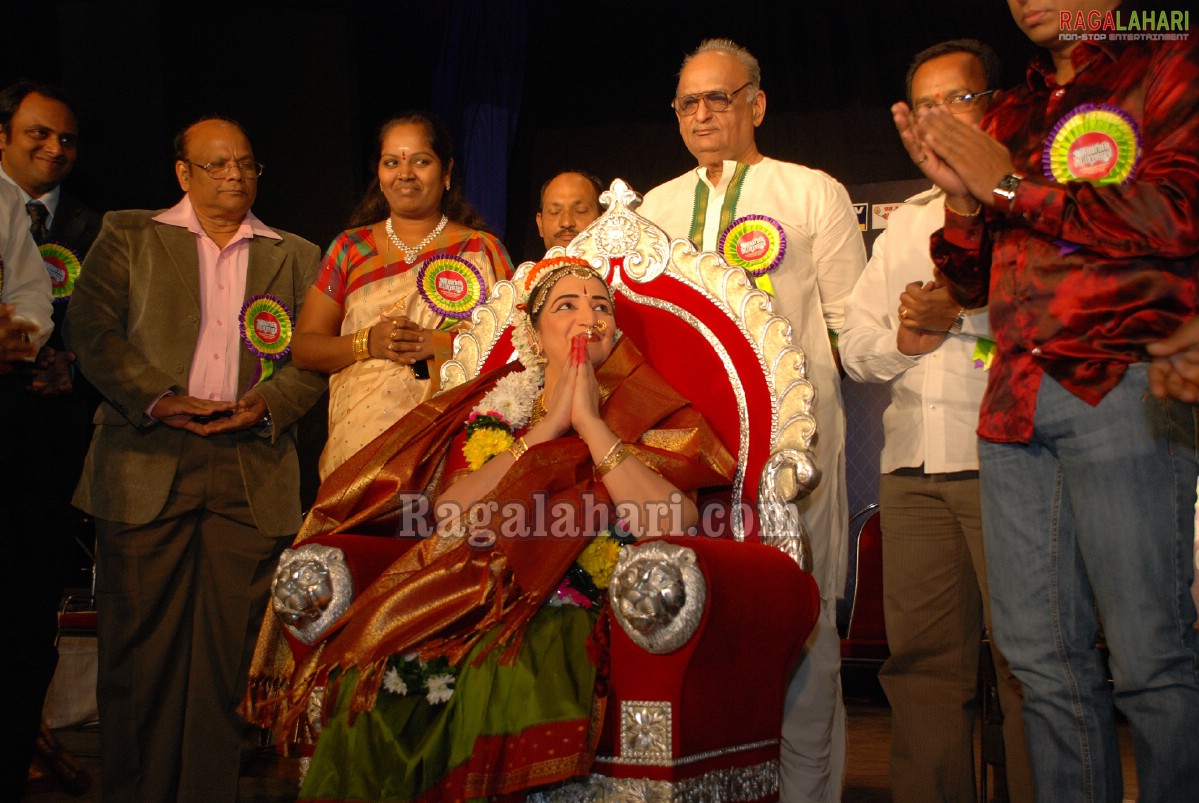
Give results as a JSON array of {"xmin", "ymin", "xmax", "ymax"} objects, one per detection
[{"xmin": 638, "ymin": 39, "xmax": 865, "ymax": 802}]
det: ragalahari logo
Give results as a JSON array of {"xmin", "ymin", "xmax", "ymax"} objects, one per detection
[{"xmin": 1059, "ymin": 8, "xmax": 1190, "ymax": 41}]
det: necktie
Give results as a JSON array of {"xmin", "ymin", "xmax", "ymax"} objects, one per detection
[{"xmin": 26, "ymin": 200, "xmax": 49, "ymax": 244}]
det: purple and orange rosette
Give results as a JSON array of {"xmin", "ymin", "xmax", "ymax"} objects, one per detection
[
  {"xmin": 40, "ymin": 242, "xmax": 83, "ymax": 302},
  {"xmin": 417, "ymin": 255, "xmax": 485, "ymax": 321},
  {"xmin": 240, "ymin": 294, "xmax": 293, "ymax": 386},
  {"xmin": 1042, "ymin": 103, "xmax": 1142, "ymax": 186}
]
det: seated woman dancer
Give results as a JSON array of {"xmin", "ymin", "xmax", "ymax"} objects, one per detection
[{"xmin": 245, "ymin": 256, "xmax": 735, "ymax": 801}]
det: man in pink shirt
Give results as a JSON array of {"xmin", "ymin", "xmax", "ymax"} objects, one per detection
[{"xmin": 65, "ymin": 117, "xmax": 326, "ymax": 802}]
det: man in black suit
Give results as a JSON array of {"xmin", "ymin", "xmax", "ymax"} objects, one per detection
[
  {"xmin": 0, "ymin": 80, "xmax": 102, "ymax": 351},
  {"xmin": 0, "ymin": 79, "xmax": 102, "ymax": 798}
]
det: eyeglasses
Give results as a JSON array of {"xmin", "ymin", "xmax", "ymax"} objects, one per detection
[
  {"xmin": 671, "ymin": 82, "xmax": 754, "ymax": 116},
  {"xmin": 185, "ymin": 160, "xmax": 265, "ymax": 179},
  {"xmin": 913, "ymin": 90, "xmax": 995, "ymax": 117}
]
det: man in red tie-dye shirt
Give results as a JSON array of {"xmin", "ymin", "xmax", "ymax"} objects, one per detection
[{"xmin": 892, "ymin": 1, "xmax": 1199, "ymax": 801}]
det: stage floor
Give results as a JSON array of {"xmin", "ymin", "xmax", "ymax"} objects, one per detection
[{"xmin": 23, "ymin": 673, "xmax": 1140, "ymax": 802}]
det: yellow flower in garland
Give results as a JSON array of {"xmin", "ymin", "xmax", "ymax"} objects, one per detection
[
  {"xmin": 461, "ymin": 370, "xmax": 543, "ymax": 471},
  {"xmin": 464, "ymin": 428, "xmax": 515, "ymax": 471},
  {"xmin": 577, "ymin": 535, "xmax": 624, "ymax": 590}
]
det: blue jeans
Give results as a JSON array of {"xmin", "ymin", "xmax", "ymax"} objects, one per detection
[{"xmin": 980, "ymin": 364, "xmax": 1199, "ymax": 803}]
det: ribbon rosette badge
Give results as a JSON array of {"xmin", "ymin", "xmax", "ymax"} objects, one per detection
[
  {"xmin": 240, "ymin": 294, "xmax": 293, "ymax": 386},
  {"xmin": 418, "ymin": 255, "xmax": 486, "ymax": 320},
  {"xmin": 973, "ymin": 338, "xmax": 996, "ymax": 371},
  {"xmin": 40, "ymin": 242, "xmax": 83, "ymax": 302},
  {"xmin": 1042, "ymin": 103, "xmax": 1142, "ymax": 186},
  {"xmin": 719, "ymin": 215, "xmax": 787, "ymax": 278}
]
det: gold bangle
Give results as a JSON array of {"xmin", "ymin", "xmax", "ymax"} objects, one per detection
[
  {"xmin": 945, "ymin": 198, "xmax": 982, "ymax": 217},
  {"xmin": 596, "ymin": 439, "xmax": 622, "ymax": 468},
  {"xmin": 352, "ymin": 326, "xmax": 372, "ymax": 362},
  {"xmin": 594, "ymin": 440, "xmax": 630, "ymax": 480},
  {"xmin": 508, "ymin": 436, "xmax": 528, "ymax": 462}
]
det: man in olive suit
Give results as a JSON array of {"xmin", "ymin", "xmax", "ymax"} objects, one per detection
[{"xmin": 66, "ymin": 117, "xmax": 326, "ymax": 802}]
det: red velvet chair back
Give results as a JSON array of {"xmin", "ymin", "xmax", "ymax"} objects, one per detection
[
  {"xmin": 443, "ymin": 179, "xmax": 819, "ymax": 552},
  {"xmin": 438, "ymin": 180, "xmax": 824, "ymax": 799}
]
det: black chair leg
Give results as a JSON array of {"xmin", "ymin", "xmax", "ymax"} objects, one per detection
[{"xmin": 979, "ymin": 632, "xmax": 1009, "ymax": 803}]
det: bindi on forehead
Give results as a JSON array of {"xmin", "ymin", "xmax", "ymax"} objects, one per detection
[
  {"xmin": 550, "ymin": 278, "xmax": 609, "ymax": 299},
  {"xmin": 383, "ymin": 148, "xmax": 434, "ymax": 159}
]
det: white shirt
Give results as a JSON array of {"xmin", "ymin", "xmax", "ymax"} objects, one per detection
[
  {"xmin": 0, "ymin": 165, "xmax": 61, "ymax": 231},
  {"xmin": 840, "ymin": 188, "xmax": 991, "ymax": 474},
  {"xmin": 640, "ymin": 157, "xmax": 866, "ymax": 594},
  {"xmin": 0, "ymin": 179, "xmax": 52, "ymax": 348}
]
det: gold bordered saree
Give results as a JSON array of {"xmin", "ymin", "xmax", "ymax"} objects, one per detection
[{"xmin": 243, "ymin": 337, "xmax": 734, "ymax": 798}]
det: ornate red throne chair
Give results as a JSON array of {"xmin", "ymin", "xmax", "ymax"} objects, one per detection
[
  {"xmin": 838, "ymin": 503, "xmax": 889, "ymax": 665},
  {"xmin": 271, "ymin": 180, "xmax": 823, "ymax": 801}
]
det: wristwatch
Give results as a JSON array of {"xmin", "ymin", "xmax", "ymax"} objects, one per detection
[
  {"xmin": 993, "ymin": 172, "xmax": 1024, "ymax": 207},
  {"xmin": 947, "ymin": 309, "xmax": 966, "ymax": 335}
]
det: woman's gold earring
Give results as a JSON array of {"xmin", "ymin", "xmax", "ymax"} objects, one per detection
[{"xmin": 526, "ymin": 320, "xmax": 548, "ymax": 366}]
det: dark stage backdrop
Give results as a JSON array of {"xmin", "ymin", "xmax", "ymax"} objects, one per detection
[
  {"xmin": 2, "ymin": 0, "xmax": 1042, "ymax": 508},
  {"xmin": 3, "ymin": 0, "xmax": 1038, "ymax": 254}
]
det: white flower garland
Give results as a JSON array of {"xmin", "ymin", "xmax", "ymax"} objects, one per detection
[
  {"xmin": 472, "ymin": 359, "xmax": 543, "ymax": 430},
  {"xmin": 381, "ymin": 667, "xmax": 409, "ymax": 696},
  {"xmin": 509, "ymin": 309, "xmax": 542, "ymax": 370},
  {"xmin": 425, "ymin": 674, "xmax": 456, "ymax": 705},
  {"xmin": 381, "ymin": 654, "xmax": 458, "ymax": 706}
]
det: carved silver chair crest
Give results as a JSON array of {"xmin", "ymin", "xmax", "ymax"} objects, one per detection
[{"xmin": 446, "ymin": 178, "xmax": 819, "ymax": 566}]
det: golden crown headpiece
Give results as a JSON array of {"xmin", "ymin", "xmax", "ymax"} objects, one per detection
[{"xmin": 519, "ymin": 256, "xmax": 609, "ymax": 319}]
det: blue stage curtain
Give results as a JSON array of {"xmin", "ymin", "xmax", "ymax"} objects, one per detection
[{"xmin": 434, "ymin": 0, "xmax": 527, "ymax": 239}]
